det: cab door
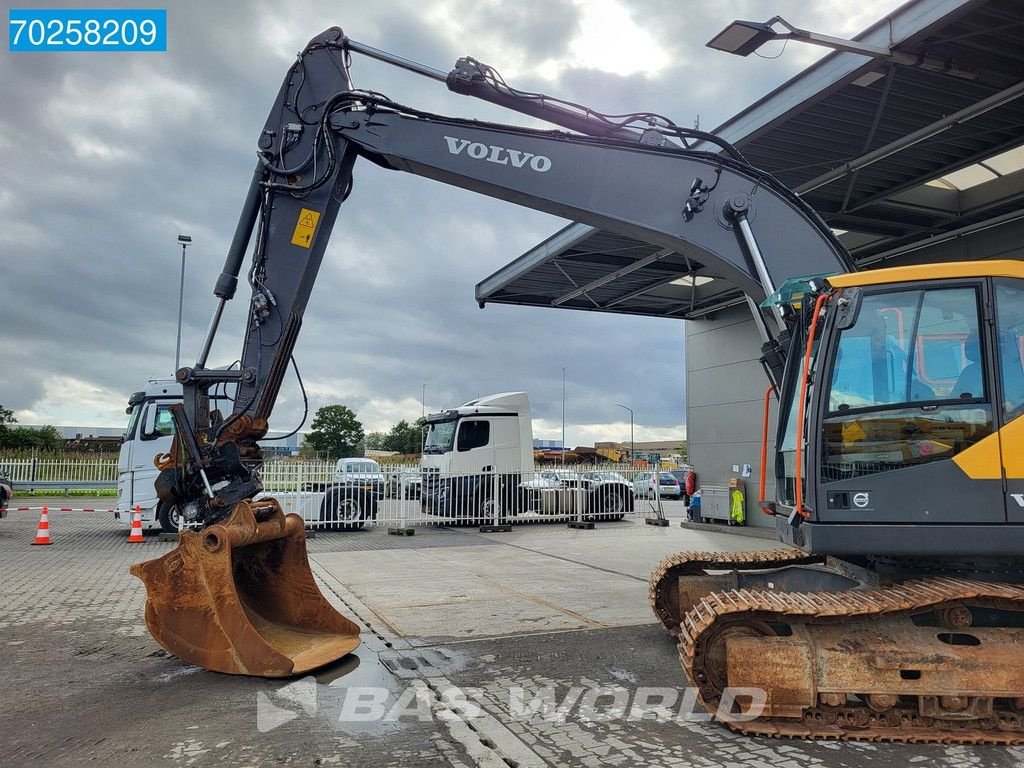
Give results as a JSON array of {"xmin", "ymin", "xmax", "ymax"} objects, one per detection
[
  {"xmin": 813, "ymin": 281, "xmax": 1004, "ymax": 524},
  {"xmin": 993, "ymin": 278, "xmax": 1024, "ymax": 522},
  {"xmin": 130, "ymin": 400, "xmax": 176, "ymax": 519},
  {"xmin": 455, "ymin": 418, "xmax": 494, "ymax": 471}
]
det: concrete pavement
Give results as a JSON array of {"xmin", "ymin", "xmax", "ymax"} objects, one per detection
[{"xmin": 0, "ymin": 501, "xmax": 1020, "ymax": 767}]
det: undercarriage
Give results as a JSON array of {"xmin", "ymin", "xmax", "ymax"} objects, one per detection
[{"xmin": 649, "ymin": 549, "xmax": 1024, "ymax": 743}]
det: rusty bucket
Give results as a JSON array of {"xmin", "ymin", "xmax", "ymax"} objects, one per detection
[{"xmin": 130, "ymin": 498, "xmax": 361, "ymax": 677}]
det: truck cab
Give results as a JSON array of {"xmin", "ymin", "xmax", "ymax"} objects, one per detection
[
  {"xmin": 420, "ymin": 392, "xmax": 533, "ymax": 519},
  {"xmin": 116, "ymin": 378, "xmax": 180, "ymax": 531}
]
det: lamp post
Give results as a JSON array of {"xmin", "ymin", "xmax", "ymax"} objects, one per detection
[
  {"xmin": 561, "ymin": 367, "xmax": 566, "ymax": 466},
  {"xmin": 175, "ymin": 234, "xmax": 192, "ymax": 372},
  {"xmin": 616, "ymin": 403, "xmax": 634, "ymax": 465},
  {"xmin": 421, "ymin": 383, "xmax": 427, "ymax": 453}
]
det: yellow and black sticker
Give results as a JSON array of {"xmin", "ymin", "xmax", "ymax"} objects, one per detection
[{"xmin": 291, "ymin": 207, "xmax": 321, "ymax": 248}]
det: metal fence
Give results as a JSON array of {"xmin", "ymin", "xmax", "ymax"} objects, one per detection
[
  {"xmin": 0, "ymin": 456, "xmax": 120, "ymax": 490},
  {"xmin": 259, "ymin": 462, "xmax": 687, "ymax": 530},
  {"xmin": 0, "ymin": 455, "xmax": 693, "ymax": 530}
]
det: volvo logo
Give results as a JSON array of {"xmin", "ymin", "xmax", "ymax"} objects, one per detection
[
  {"xmin": 444, "ymin": 136, "xmax": 552, "ymax": 172},
  {"xmin": 852, "ymin": 492, "xmax": 870, "ymax": 509},
  {"xmin": 1011, "ymin": 493, "xmax": 1024, "ymax": 508}
]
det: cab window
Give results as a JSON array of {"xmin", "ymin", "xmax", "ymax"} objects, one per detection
[
  {"xmin": 821, "ymin": 287, "xmax": 993, "ymax": 480},
  {"xmin": 456, "ymin": 420, "xmax": 490, "ymax": 452},
  {"xmin": 141, "ymin": 403, "xmax": 176, "ymax": 441}
]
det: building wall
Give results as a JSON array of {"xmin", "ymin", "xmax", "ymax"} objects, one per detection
[{"xmin": 685, "ymin": 306, "xmax": 775, "ymax": 528}]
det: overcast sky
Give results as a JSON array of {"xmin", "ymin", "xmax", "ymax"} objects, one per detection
[{"xmin": 0, "ymin": 0, "xmax": 904, "ymax": 446}]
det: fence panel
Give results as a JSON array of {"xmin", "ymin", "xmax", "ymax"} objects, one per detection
[
  {"xmin": 261, "ymin": 462, "xmax": 663, "ymax": 529},
  {"xmin": 0, "ymin": 457, "xmax": 120, "ymax": 489},
  {"xmin": 0, "ymin": 454, "xmax": 690, "ymax": 526}
]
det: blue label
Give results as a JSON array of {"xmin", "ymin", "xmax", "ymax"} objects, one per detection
[{"xmin": 9, "ymin": 9, "xmax": 167, "ymax": 52}]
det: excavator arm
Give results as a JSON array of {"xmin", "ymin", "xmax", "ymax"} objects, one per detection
[{"xmin": 160, "ymin": 27, "xmax": 851, "ymax": 529}]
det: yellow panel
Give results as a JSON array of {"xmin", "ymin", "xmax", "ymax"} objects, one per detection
[
  {"xmin": 953, "ymin": 431, "xmax": 1002, "ymax": 480},
  {"xmin": 999, "ymin": 414, "xmax": 1024, "ymax": 479},
  {"xmin": 290, "ymin": 208, "xmax": 321, "ymax": 248},
  {"xmin": 828, "ymin": 260, "xmax": 1024, "ymax": 289}
]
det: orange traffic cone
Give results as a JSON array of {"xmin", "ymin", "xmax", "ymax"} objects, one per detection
[
  {"xmin": 128, "ymin": 504, "xmax": 144, "ymax": 543},
  {"xmin": 32, "ymin": 506, "xmax": 52, "ymax": 546}
]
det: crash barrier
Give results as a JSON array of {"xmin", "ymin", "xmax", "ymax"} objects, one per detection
[{"xmin": 256, "ymin": 463, "xmax": 690, "ymax": 531}]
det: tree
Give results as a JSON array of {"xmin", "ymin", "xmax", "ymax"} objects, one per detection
[
  {"xmin": 304, "ymin": 405, "xmax": 364, "ymax": 459},
  {"xmin": 0, "ymin": 406, "xmax": 63, "ymax": 452},
  {"xmin": 0, "ymin": 403, "xmax": 14, "ymax": 446},
  {"xmin": 382, "ymin": 419, "xmax": 423, "ymax": 454},
  {"xmin": 363, "ymin": 431, "xmax": 386, "ymax": 451}
]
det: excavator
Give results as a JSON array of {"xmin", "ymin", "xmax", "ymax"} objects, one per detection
[{"xmin": 130, "ymin": 26, "xmax": 1024, "ymax": 743}]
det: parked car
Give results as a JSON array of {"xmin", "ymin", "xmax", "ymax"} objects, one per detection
[
  {"xmin": 0, "ymin": 468, "xmax": 11, "ymax": 518},
  {"xmin": 668, "ymin": 467, "xmax": 693, "ymax": 503},
  {"xmin": 333, "ymin": 458, "xmax": 386, "ymax": 498},
  {"xmin": 387, "ymin": 469, "xmax": 422, "ymax": 499},
  {"xmin": 632, "ymin": 471, "xmax": 683, "ymax": 499},
  {"xmin": 522, "ymin": 469, "xmax": 634, "ymax": 518}
]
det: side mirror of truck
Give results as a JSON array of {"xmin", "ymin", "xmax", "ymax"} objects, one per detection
[{"xmin": 141, "ymin": 405, "xmax": 159, "ymax": 439}]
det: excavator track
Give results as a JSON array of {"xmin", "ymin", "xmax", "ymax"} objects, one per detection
[
  {"xmin": 648, "ymin": 548, "xmax": 825, "ymax": 636},
  {"xmin": 677, "ymin": 574, "xmax": 1024, "ymax": 744}
]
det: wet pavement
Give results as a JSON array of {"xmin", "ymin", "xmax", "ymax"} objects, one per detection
[{"xmin": 1, "ymin": 500, "xmax": 1021, "ymax": 767}]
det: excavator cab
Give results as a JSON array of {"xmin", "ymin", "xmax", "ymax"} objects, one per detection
[
  {"xmin": 774, "ymin": 262, "xmax": 1024, "ymax": 555},
  {"xmin": 131, "ymin": 498, "xmax": 360, "ymax": 676}
]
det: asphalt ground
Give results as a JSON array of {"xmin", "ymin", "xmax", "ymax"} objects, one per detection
[{"xmin": 0, "ymin": 498, "xmax": 1021, "ymax": 767}]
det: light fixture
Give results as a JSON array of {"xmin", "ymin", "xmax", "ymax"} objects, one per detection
[
  {"xmin": 706, "ymin": 15, "xmax": 917, "ymax": 65},
  {"xmin": 706, "ymin": 20, "xmax": 778, "ymax": 57}
]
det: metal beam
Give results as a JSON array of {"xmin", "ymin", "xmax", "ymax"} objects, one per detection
[
  {"xmin": 794, "ymin": 79, "xmax": 1024, "ymax": 196},
  {"xmin": 552, "ymin": 249, "xmax": 674, "ymax": 306}
]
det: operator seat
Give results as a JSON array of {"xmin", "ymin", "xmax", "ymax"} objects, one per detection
[{"xmin": 953, "ymin": 331, "xmax": 983, "ymax": 400}]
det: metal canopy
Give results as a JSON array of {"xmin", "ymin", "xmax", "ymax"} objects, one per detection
[{"xmin": 476, "ymin": 0, "xmax": 1024, "ymax": 320}]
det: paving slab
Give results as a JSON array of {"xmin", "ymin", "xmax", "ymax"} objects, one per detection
[
  {"xmin": 0, "ymin": 505, "xmax": 1018, "ymax": 767},
  {"xmin": 312, "ymin": 520, "xmax": 778, "ymax": 642}
]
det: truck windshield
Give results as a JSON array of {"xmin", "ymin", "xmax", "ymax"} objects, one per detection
[
  {"xmin": 125, "ymin": 404, "xmax": 142, "ymax": 440},
  {"xmin": 423, "ymin": 419, "xmax": 456, "ymax": 453}
]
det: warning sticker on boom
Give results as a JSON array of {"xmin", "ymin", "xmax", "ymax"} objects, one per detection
[{"xmin": 291, "ymin": 208, "xmax": 321, "ymax": 248}]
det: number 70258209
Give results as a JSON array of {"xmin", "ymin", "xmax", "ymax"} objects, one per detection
[{"xmin": 8, "ymin": 9, "xmax": 166, "ymax": 52}]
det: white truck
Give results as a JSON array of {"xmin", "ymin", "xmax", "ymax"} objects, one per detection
[
  {"xmin": 116, "ymin": 378, "xmax": 382, "ymax": 532},
  {"xmin": 116, "ymin": 378, "xmax": 184, "ymax": 531},
  {"xmin": 420, "ymin": 392, "xmax": 633, "ymax": 522}
]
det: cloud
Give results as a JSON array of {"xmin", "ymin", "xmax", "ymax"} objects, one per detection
[{"xmin": 0, "ymin": 0, "xmax": 902, "ymax": 447}]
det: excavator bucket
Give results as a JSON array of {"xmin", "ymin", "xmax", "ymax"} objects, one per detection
[{"xmin": 130, "ymin": 498, "xmax": 360, "ymax": 677}]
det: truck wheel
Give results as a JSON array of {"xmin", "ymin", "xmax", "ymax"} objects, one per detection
[
  {"xmin": 321, "ymin": 491, "xmax": 366, "ymax": 531},
  {"xmin": 476, "ymin": 496, "xmax": 502, "ymax": 525},
  {"xmin": 599, "ymin": 489, "xmax": 626, "ymax": 521},
  {"xmin": 157, "ymin": 501, "xmax": 181, "ymax": 533}
]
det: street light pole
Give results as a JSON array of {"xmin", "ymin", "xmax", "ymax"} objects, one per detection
[
  {"xmin": 175, "ymin": 234, "xmax": 192, "ymax": 372},
  {"xmin": 561, "ymin": 367, "xmax": 566, "ymax": 466},
  {"xmin": 421, "ymin": 383, "xmax": 426, "ymax": 453},
  {"xmin": 616, "ymin": 403, "xmax": 634, "ymax": 465}
]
